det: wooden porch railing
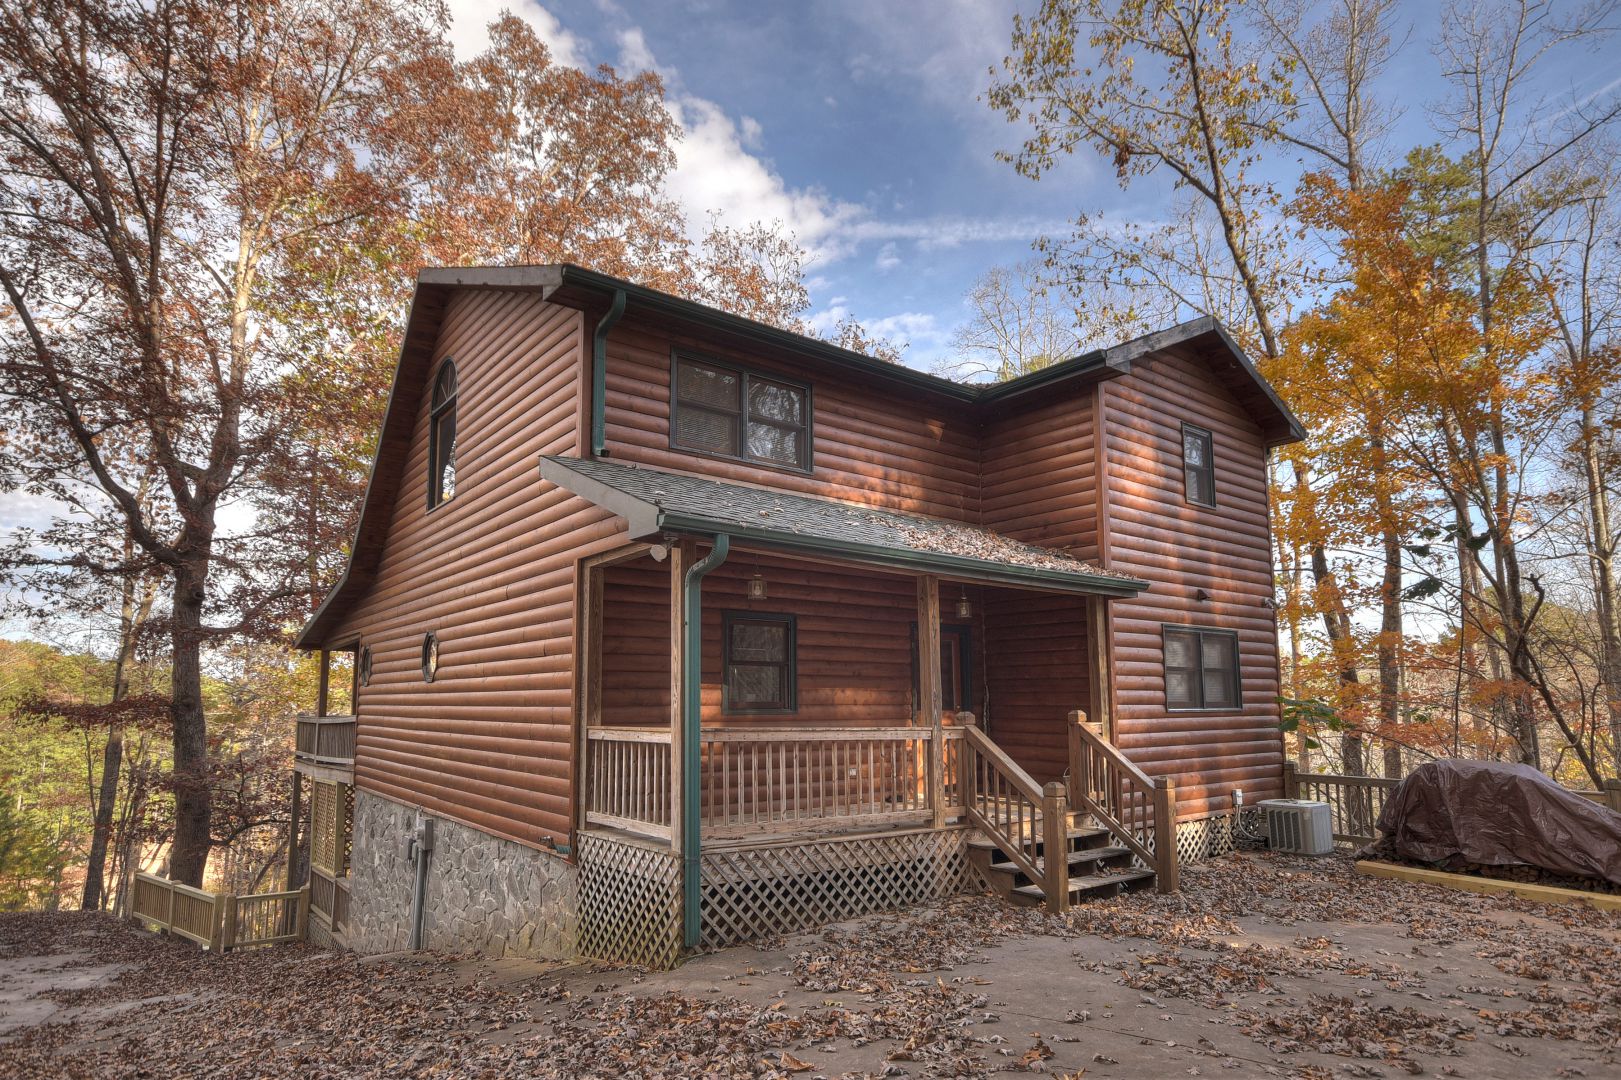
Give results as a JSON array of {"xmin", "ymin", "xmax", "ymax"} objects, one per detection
[
  {"xmin": 1066, "ymin": 711, "xmax": 1179, "ymax": 893},
  {"xmin": 700, "ymin": 727, "xmax": 960, "ymax": 838},
  {"xmin": 295, "ymin": 714, "xmax": 357, "ymax": 765},
  {"xmin": 958, "ymin": 719, "xmax": 1073, "ymax": 912},
  {"xmin": 129, "ymin": 872, "xmax": 308, "ymax": 950},
  {"xmin": 582, "ymin": 724, "xmax": 969, "ymax": 841},
  {"xmin": 584, "ymin": 728, "xmax": 673, "ymax": 838}
]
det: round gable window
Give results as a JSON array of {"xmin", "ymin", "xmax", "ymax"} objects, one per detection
[
  {"xmin": 421, "ymin": 632, "xmax": 439, "ymax": 683},
  {"xmin": 357, "ymin": 644, "xmax": 373, "ymax": 687}
]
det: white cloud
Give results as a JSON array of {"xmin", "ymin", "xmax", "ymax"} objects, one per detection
[
  {"xmin": 446, "ymin": 0, "xmax": 588, "ymax": 67},
  {"xmin": 875, "ymin": 242, "xmax": 901, "ymax": 272}
]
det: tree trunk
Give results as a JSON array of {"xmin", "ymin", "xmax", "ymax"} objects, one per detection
[
  {"xmin": 168, "ymin": 559, "xmax": 213, "ymax": 887},
  {"xmin": 81, "ymin": 732, "xmax": 123, "ymax": 910}
]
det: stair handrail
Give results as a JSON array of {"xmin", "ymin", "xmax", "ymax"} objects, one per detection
[
  {"xmin": 1066, "ymin": 711, "xmax": 1178, "ymax": 892},
  {"xmin": 960, "ymin": 720, "xmax": 1072, "ymax": 912}
]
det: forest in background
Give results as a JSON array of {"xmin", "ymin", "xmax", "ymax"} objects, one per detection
[{"xmin": 2, "ymin": 0, "xmax": 1618, "ymax": 911}]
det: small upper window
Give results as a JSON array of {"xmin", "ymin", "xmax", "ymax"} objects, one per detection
[
  {"xmin": 1163, "ymin": 626, "xmax": 1239, "ymax": 710},
  {"xmin": 1182, "ymin": 424, "xmax": 1215, "ymax": 507},
  {"xmin": 672, "ymin": 355, "xmax": 809, "ymax": 471},
  {"xmin": 429, "ymin": 360, "xmax": 458, "ymax": 509},
  {"xmin": 722, "ymin": 612, "xmax": 796, "ymax": 712}
]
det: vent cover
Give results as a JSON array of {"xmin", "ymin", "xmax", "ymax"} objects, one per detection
[{"xmin": 1257, "ymin": 799, "xmax": 1334, "ymax": 855}]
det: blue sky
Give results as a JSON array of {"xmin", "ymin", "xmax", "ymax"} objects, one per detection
[
  {"xmin": 444, "ymin": 1, "xmax": 1621, "ymax": 373},
  {"xmin": 449, "ymin": 0, "xmax": 1107, "ymax": 369}
]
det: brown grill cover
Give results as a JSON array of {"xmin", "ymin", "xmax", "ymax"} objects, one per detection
[{"xmin": 1358, "ymin": 760, "xmax": 1621, "ymax": 886}]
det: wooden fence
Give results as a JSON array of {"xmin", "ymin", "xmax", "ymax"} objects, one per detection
[
  {"xmin": 1283, "ymin": 764, "xmax": 1621, "ymax": 846},
  {"xmin": 129, "ymin": 872, "xmax": 308, "ymax": 951}
]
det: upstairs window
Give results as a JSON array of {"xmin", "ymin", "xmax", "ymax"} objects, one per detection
[
  {"xmin": 428, "ymin": 360, "xmax": 458, "ymax": 509},
  {"xmin": 1182, "ymin": 423, "xmax": 1215, "ymax": 507},
  {"xmin": 1163, "ymin": 626, "xmax": 1240, "ymax": 710},
  {"xmin": 723, "ymin": 612, "xmax": 796, "ymax": 713},
  {"xmin": 672, "ymin": 354, "xmax": 810, "ymax": 471}
]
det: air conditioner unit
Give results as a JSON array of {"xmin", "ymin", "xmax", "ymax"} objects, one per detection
[{"xmin": 1257, "ymin": 799, "xmax": 1334, "ymax": 855}]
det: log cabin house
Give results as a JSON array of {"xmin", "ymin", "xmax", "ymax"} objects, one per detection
[{"xmin": 289, "ymin": 264, "xmax": 1305, "ymax": 967}]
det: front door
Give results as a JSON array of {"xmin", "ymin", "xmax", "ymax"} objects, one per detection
[{"xmin": 914, "ymin": 623, "xmax": 972, "ymax": 718}]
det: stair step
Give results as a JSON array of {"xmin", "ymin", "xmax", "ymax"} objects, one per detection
[
  {"xmin": 1009, "ymin": 868, "xmax": 1157, "ymax": 906},
  {"xmin": 967, "ymin": 826, "xmax": 1109, "ymax": 852},
  {"xmin": 985, "ymin": 846, "xmax": 1134, "ymax": 879}
]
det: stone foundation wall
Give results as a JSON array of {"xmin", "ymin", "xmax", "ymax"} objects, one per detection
[{"xmin": 345, "ymin": 789, "xmax": 577, "ymax": 959}]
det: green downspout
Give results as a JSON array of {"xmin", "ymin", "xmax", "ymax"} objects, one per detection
[
  {"xmin": 682, "ymin": 533, "xmax": 729, "ymax": 949},
  {"xmin": 591, "ymin": 289, "xmax": 626, "ymax": 457}
]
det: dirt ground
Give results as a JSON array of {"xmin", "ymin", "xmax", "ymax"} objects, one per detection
[{"xmin": 2, "ymin": 851, "xmax": 1619, "ymax": 1078}]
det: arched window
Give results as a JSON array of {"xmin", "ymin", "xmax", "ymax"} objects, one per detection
[{"xmin": 428, "ymin": 360, "xmax": 458, "ymax": 509}]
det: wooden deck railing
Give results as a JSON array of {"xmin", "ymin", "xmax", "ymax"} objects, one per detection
[
  {"xmin": 959, "ymin": 720, "xmax": 1072, "ymax": 912},
  {"xmin": 129, "ymin": 872, "xmax": 308, "ymax": 950},
  {"xmin": 1066, "ymin": 712, "xmax": 1179, "ymax": 893},
  {"xmin": 295, "ymin": 714, "xmax": 357, "ymax": 766},
  {"xmin": 1281, "ymin": 764, "xmax": 1399, "ymax": 845},
  {"xmin": 1283, "ymin": 765, "xmax": 1621, "ymax": 846}
]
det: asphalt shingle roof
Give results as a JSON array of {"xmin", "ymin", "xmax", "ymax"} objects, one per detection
[{"xmin": 539, "ymin": 455, "xmax": 1145, "ymax": 595}]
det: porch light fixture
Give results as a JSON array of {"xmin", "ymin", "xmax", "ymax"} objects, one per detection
[
  {"xmin": 955, "ymin": 587, "xmax": 972, "ymax": 619},
  {"xmin": 747, "ymin": 572, "xmax": 768, "ymax": 601}
]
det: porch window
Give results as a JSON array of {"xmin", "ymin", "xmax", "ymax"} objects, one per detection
[
  {"xmin": 1182, "ymin": 423, "xmax": 1215, "ymax": 507},
  {"xmin": 428, "ymin": 359, "xmax": 458, "ymax": 509},
  {"xmin": 672, "ymin": 354, "xmax": 810, "ymax": 471},
  {"xmin": 722, "ymin": 611, "xmax": 796, "ymax": 713},
  {"xmin": 1163, "ymin": 625, "xmax": 1240, "ymax": 710}
]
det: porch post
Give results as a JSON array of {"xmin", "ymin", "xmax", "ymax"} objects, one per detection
[
  {"xmin": 668, "ymin": 541, "xmax": 691, "ymax": 858},
  {"xmin": 1087, "ymin": 596, "xmax": 1112, "ymax": 741},
  {"xmin": 577, "ymin": 561, "xmax": 604, "ymax": 837},
  {"xmin": 917, "ymin": 575, "xmax": 944, "ymax": 826},
  {"xmin": 316, "ymin": 649, "xmax": 331, "ymax": 718}
]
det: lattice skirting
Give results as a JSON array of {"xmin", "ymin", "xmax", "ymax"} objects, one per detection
[
  {"xmin": 1173, "ymin": 812, "xmax": 1238, "ymax": 864},
  {"xmin": 699, "ymin": 829, "xmax": 969, "ymax": 951},
  {"xmin": 576, "ymin": 832, "xmax": 682, "ymax": 969}
]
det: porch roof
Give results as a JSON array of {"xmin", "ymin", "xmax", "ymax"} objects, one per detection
[{"xmin": 538, "ymin": 455, "xmax": 1148, "ymax": 597}]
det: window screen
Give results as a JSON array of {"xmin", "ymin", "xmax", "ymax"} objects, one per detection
[
  {"xmin": 673, "ymin": 356, "xmax": 809, "ymax": 470},
  {"xmin": 1182, "ymin": 423, "xmax": 1215, "ymax": 507},
  {"xmin": 723, "ymin": 612, "xmax": 796, "ymax": 712},
  {"xmin": 1163, "ymin": 626, "xmax": 1240, "ymax": 709}
]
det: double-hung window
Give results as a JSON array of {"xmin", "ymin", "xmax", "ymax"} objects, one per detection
[
  {"xmin": 1182, "ymin": 423, "xmax": 1215, "ymax": 507},
  {"xmin": 722, "ymin": 612, "xmax": 796, "ymax": 713},
  {"xmin": 672, "ymin": 354, "xmax": 810, "ymax": 471},
  {"xmin": 1163, "ymin": 626, "xmax": 1240, "ymax": 710}
]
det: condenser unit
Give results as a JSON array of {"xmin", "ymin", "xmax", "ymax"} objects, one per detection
[{"xmin": 1257, "ymin": 799, "xmax": 1334, "ymax": 855}]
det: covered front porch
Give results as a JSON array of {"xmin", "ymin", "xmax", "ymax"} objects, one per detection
[{"xmin": 546, "ymin": 456, "xmax": 1179, "ymax": 966}]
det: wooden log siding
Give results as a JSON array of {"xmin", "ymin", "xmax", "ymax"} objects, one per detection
[
  {"xmin": 600, "ymin": 553, "xmax": 923, "ymax": 729},
  {"xmin": 978, "ymin": 384, "xmax": 1102, "ymax": 563},
  {"xmin": 327, "ymin": 289, "xmax": 602, "ymax": 847},
  {"xmin": 1100, "ymin": 347, "xmax": 1284, "ymax": 818},
  {"xmin": 602, "ymin": 312, "xmax": 983, "ymax": 520},
  {"xmin": 981, "ymin": 589, "xmax": 1092, "ymax": 785}
]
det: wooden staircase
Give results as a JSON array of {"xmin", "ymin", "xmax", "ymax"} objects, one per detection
[
  {"xmin": 957, "ymin": 711, "xmax": 1177, "ymax": 913},
  {"xmin": 968, "ymin": 813, "xmax": 1157, "ymax": 906}
]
